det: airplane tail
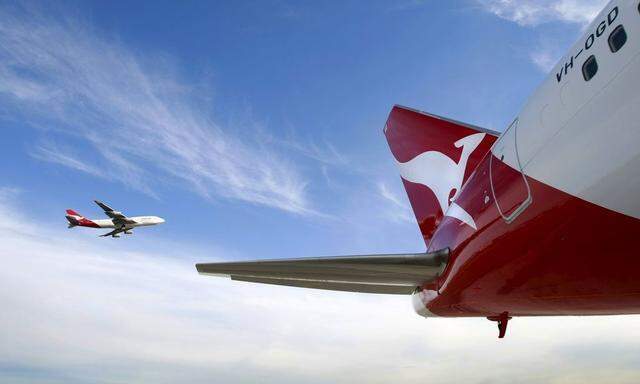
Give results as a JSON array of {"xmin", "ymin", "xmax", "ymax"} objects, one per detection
[
  {"xmin": 65, "ymin": 209, "xmax": 83, "ymax": 228},
  {"xmin": 384, "ymin": 105, "xmax": 499, "ymax": 247},
  {"xmin": 66, "ymin": 209, "xmax": 83, "ymax": 217}
]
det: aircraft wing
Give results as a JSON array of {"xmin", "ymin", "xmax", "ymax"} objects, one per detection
[
  {"xmin": 94, "ymin": 200, "xmax": 135, "ymax": 225},
  {"xmin": 100, "ymin": 227, "xmax": 126, "ymax": 237},
  {"xmin": 95, "ymin": 200, "xmax": 117, "ymax": 213},
  {"xmin": 196, "ymin": 249, "xmax": 449, "ymax": 294}
]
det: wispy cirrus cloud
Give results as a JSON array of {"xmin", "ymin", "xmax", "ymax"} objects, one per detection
[
  {"xmin": 529, "ymin": 44, "xmax": 563, "ymax": 73},
  {"xmin": 0, "ymin": 5, "xmax": 321, "ymax": 215},
  {"xmin": 31, "ymin": 143, "xmax": 104, "ymax": 178},
  {"xmin": 477, "ymin": 1, "xmax": 608, "ymax": 74},
  {"xmin": 477, "ymin": 0, "xmax": 608, "ymax": 27},
  {"xmin": 377, "ymin": 181, "xmax": 414, "ymax": 224}
]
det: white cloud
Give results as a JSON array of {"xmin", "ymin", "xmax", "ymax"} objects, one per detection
[
  {"xmin": 477, "ymin": 1, "xmax": 609, "ymax": 74},
  {"xmin": 31, "ymin": 143, "xmax": 104, "ymax": 178},
  {"xmin": 3, "ymin": 188, "xmax": 640, "ymax": 382},
  {"xmin": 478, "ymin": 0, "xmax": 608, "ymax": 27},
  {"xmin": 530, "ymin": 45, "xmax": 563, "ymax": 73},
  {"xmin": 377, "ymin": 181, "xmax": 415, "ymax": 224},
  {"xmin": 0, "ymin": 5, "xmax": 317, "ymax": 215}
]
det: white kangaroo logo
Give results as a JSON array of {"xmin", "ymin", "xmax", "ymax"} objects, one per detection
[{"xmin": 395, "ymin": 132, "xmax": 485, "ymax": 230}]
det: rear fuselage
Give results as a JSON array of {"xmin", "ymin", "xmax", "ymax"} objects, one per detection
[{"xmin": 417, "ymin": 0, "xmax": 640, "ymax": 317}]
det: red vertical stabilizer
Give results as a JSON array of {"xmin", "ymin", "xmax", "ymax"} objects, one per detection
[
  {"xmin": 384, "ymin": 105, "xmax": 498, "ymax": 247},
  {"xmin": 66, "ymin": 209, "xmax": 82, "ymax": 217}
]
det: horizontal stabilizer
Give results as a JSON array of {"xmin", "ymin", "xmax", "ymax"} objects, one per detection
[{"xmin": 196, "ymin": 249, "xmax": 449, "ymax": 294}]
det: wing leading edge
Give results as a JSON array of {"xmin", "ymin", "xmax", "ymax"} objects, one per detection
[
  {"xmin": 196, "ymin": 249, "xmax": 449, "ymax": 294},
  {"xmin": 94, "ymin": 200, "xmax": 135, "ymax": 225}
]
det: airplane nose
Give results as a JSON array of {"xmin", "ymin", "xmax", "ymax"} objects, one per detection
[{"xmin": 158, "ymin": 217, "xmax": 166, "ymax": 224}]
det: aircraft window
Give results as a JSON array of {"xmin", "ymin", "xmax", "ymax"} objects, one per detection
[
  {"xmin": 582, "ymin": 55, "xmax": 598, "ymax": 81},
  {"xmin": 608, "ymin": 25, "xmax": 627, "ymax": 53}
]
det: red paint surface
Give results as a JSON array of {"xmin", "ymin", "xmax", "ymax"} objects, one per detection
[
  {"xmin": 426, "ymin": 153, "xmax": 640, "ymax": 317},
  {"xmin": 384, "ymin": 106, "xmax": 497, "ymax": 246},
  {"xmin": 77, "ymin": 218, "xmax": 100, "ymax": 228},
  {"xmin": 385, "ymin": 105, "xmax": 640, "ymax": 317},
  {"xmin": 65, "ymin": 209, "xmax": 100, "ymax": 227}
]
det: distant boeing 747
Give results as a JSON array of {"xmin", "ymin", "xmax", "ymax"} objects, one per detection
[{"xmin": 65, "ymin": 200, "xmax": 165, "ymax": 238}]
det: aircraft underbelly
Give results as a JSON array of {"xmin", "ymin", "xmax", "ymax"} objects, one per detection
[{"xmin": 424, "ymin": 151, "xmax": 640, "ymax": 317}]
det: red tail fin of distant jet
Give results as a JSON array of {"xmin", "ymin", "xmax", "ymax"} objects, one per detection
[
  {"xmin": 65, "ymin": 209, "xmax": 99, "ymax": 228},
  {"xmin": 66, "ymin": 209, "xmax": 82, "ymax": 217},
  {"xmin": 384, "ymin": 105, "xmax": 499, "ymax": 247}
]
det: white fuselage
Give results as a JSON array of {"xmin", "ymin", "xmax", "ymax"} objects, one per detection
[
  {"xmin": 494, "ymin": 0, "xmax": 640, "ymax": 222},
  {"xmin": 91, "ymin": 216, "xmax": 165, "ymax": 228}
]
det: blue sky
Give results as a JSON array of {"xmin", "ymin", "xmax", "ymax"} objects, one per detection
[
  {"xmin": 6, "ymin": 1, "xmax": 640, "ymax": 383},
  {"xmin": 0, "ymin": 0, "xmax": 590, "ymax": 255}
]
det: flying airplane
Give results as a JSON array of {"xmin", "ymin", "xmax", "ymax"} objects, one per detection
[
  {"xmin": 197, "ymin": 0, "xmax": 640, "ymax": 338},
  {"xmin": 65, "ymin": 200, "xmax": 165, "ymax": 238}
]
